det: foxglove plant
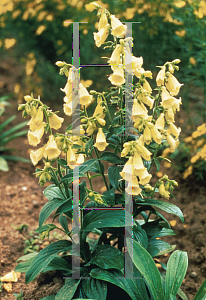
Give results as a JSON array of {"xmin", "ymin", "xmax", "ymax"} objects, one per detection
[{"xmin": 16, "ymin": 3, "xmax": 206, "ymax": 300}]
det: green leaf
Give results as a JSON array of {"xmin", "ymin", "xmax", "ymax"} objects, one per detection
[
  {"xmin": 0, "ymin": 115, "xmax": 16, "ymax": 132},
  {"xmin": 165, "ymin": 250, "xmax": 188, "ymax": 300},
  {"xmin": 108, "ymin": 165, "xmax": 123, "ymax": 190},
  {"xmin": 43, "ymin": 185, "xmax": 66, "ymax": 200},
  {"xmin": 40, "ymin": 296, "xmax": 56, "ymax": 300},
  {"xmin": 154, "ymin": 158, "xmax": 160, "ymax": 172},
  {"xmin": 55, "ymin": 198, "xmax": 73, "ymax": 216},
  {"xmin": 59, "ymin": 214, "xmax": 69, "ymax": 234},
  {"xmin": 15, "ymin": 253, "xmax": 38, "ymax": 273},
  {"xmin": 0, "ymin": 130, "xmax": 28, "ymax": 146},
  {"xmin": 42, "ymin": 256, "xmax": 72, "ymax": 273},
  {"xmin": 35, "ymin": 224, "xmax": 57, "ymax": 234},
  {"xmin": 16, "ymin": 252, "xmax": 39, "ymax": 262},
  {"xmin": 0, "ymin": 156, "xmax": 9, "ymax": 171},
  {"xmin": 100, "ymin": 152, "xmax": 122, "ymax": 164},
  {"xmin": 78, "ymin": 159, "xmax": 98, "ymax": 174},
  {"xmin": 133, "ymin": 222, "xmax": 148, "ymax": 249},
  {"xmin": 102, "ymin": 188, "xmax": 115, "ymax": 206},
  {"xmin": 55, "ymin": 278, "xmax": 81, "ymax": 300},
  {"xmin": 82, "ymin": 277, "xmax": 107, "ymax": 300},
  {"xmin": 127, "ymin": 237, "xmax": 165, "ymax": 300},
  {"xmin": 193, "ymin": 279, "xmax": 206, "ymax": 300},
  {"xmin": 0, "ymin": 120, "xmax": 27, "ymax": 139},
  {"xmin": 85, "ymin": 138, "xmax": 94, "ymax": 157},
  {"xmin": 25, "ymin": 240, "xmax": 72, "ymax": 283},
  {"xmin": 82, "ymin": 210, "xmax": 131, "ymax": 231},
  {"xmin": 140, "ymin": 199, "xmax": 184, "ymax": 222},
  {"xmin": 80, "ymin": 180, "xmax": 87, "ymax": 206},
  {"xmin": 147, "ymin": 238, "xmax": 176, "ymax": 257},
  {"xmin": 39, "ymin": 197, "xmax": 71, "ymax": 228},
  {"xmin": 170, "ymin": 294, "xmax": 177, "ymax": 300},
  {"xmin": 1, "ymin": 155, "xmax": 31, "ymax": 163},
  {"xmin": 88, "ymin": 245, "xmax": 124, "ymax": 271}
]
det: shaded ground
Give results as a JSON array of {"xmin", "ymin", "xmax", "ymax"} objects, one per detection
[{"xmin": 0, "ymin": 63, "xmax": 206, "ymax": 299}]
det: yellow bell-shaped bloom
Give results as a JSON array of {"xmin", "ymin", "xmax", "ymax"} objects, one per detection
[
  {"xmin": 63, "ymin": 95, "xmax": 79, "ymax": 116},
  {"xmin": 86, "ymin": 121, "xmax": 96, "ymax": 136},
  {"xmin": 27, "ymin": 107, "xmax": 44, "ymax": 131},
  {"xmin": 159, "ymin": 182, "xmax": 170, "ymax": 199},
  {"xmin": 143, "ymin": 80, "xmax": 152, "ymax": 94},
  {"xmin": 132, "ymin": 154, "xmax": 146, "ymax": 177},
  {"xmin": 28, "ymin": 124, "xmax": 45, "ymax": 146},
  {"xmin": 121, "ymin": 146, "xmax": 130, "ymax": 157},
  {"xmin": 173, "ymin": 97, "xmax": 182, "ymax": 112},
  {"xmin": 135, "ymin": 142, "xmax": 152, "ymax": 161},
  {"xmin": 155, "ymin": 113, "xmax": 165, "ymax": 131},
  {"xmin": 165, "ymin": 108, "xmax": 175, "ymax": 123},
  {"xmin": 125, "ymin": 176, "xmax": 142, "ymax": 196},
  {"xmin": 108, "ymin": 65, "xmax": 125, "ymax": 86},
  {"xmin": 94, "ymin": 128, "xmax": 108, "ymax": 151},
  {"xmin": 110, "ymin": 15, "xmax": 126, "ymax": 38},
  {"xmin": 109, "ymin": 44, "xmax": 122, "ymax": 70},
  {"xmin": 156, "ymin": 66, "xmax": 165, "ymax": 86},
  {"xmin": 169, "ymin": 122, "xmax": 181, "ymax": 138},
  {"xmin": 161, "ymin": 86, "xmax": 174, "ymax": 109},
  {"xmin": 93, "ymin": 24, "xmax": 110, "ymax": 48},
  {"xmin": 165, "ymin": 72, "xmax": 183, "ymax": 96},
  {"xmin": 60, "ymin": 81, "xmax": 73, "ymax": 97},
  {"xmin": 151, "ymin": 125, "xmax": 162, "ymax": 144},
  {"xmin": 133, "ymin": 56, "xmax": 143, "ymax": 70},
  {"xmin": 120, "ymin": 157, "xmax": 133, "ymax": 180},
  {"xmin": 67, "ymin": 145, "xmax": 76, "ymax": 167},
  {"xmin": 44, "ymin": 135, "xmax": 61, "ymax": 160},
  {"xmin": 49, "ymin": 114, "xmax": 64, "ymax": 130},
  {"xmin": 96, "ymin": 117, "xmax": 106, "ymax": 126},
  {"xmin": 139, "ymin": 169, "xmax": 152, "ymax": 185},
  {"xmin": 76, "ymin": 153, "xmax": 85, "ymax": 165},
  {"xmin": 98, "ymin": 12, "xmax": 108, "ymax": 31},
  {"xmin": 132, "ymin": 99, "xmax": 148, "ymax": 121},
  {"xmin": 166, "ymin": 133, "xmax": 178, "ymax": 150},
  {"xmin": 139, "ymin": 93, "xmax": 154, "ymax": 109},
  {"xmin": 93, "ymin": 103, "xmax": 105, "ymax": 119},
  {"xmin": 79, "ymin": 83, "xmax": 93, "ymax": 105},
  {"xmin": 30, "ymin": 145, "xmax": 46, "ymax": 166},
  {"xmin": 143, "ymin": 126, "xmax": 152, "ymax": 145}
]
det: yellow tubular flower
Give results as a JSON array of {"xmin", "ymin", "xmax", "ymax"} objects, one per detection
[
  {"xmin": 27, "ymin": 107, "xmax": 44, "ymax": 131},
  {"xmin": 86, "ymin": 121, "xmax": 96, "ymax": 136},
  {"xmin": 30, "ymin": 145, "xmax": 46, "ymax": 166},
  {"xmin": 60, "ymin": 81, "xmax": 73, "ymax": 97},
  {"xmin": 169, "ymin": 122, "xmax": 181, "ymax": 138},
  {"xmin": 143, "ymin": 80, "xmax": 152, "ymax": 94},
  {"xmin": 67, "ymin": 145, "xmax": 76, "ymax": 166},
  {"xmin": 30, "ymin": 106, "xmax": 37, "ymax": 118},
  {"xmin": 151, "ymin": 125, "xmax": 162, "ymax": 144},
  {"xmin": 98, "ymin": 12, "xmax": 108, "ymax": 31},
  {"xmin": 63, "ymin": 95, "xmax": 79, "ymax": 116},
  {"xmin": 108, "ymin": 65, "xmax": 125, "ymax": 86},
  {"xmin": 133, "ymin": 56, "xmax": 143, "ymax": 71},
  {"xmin": 28, "ymin": 124, "xmax": 45, "ymax": 146},
  {"xmin": 49, "ymin": 114, "xmax": 64, "ymax": 130},
  {"xmin": 173, "ymin": 97, "xmax": 182, "ymax": 112},
  {"xmin": 132, "ymin": 99, "xmax": 148, "ymax": 121},
  {"xmin": 79, "ymin": 83, "xmax": 93, "ymax": 105},
  {"xmin": 161, "ymin": 86, "xmax": 174, "ymax": 109},
  {"xmin": 156, "ymin": 66, "xmax": 165, "ymax": 86},
  {"xmin": 139, "ymin": 94, "xmax": 154, "ymax": 109},
  {"xmin": 125, "ymin": 176, "xmax": 142, "ymax": 196},
  {"xmin": 76, "ymin": 153, "xmax": 85, "ymax": 165},
  {"xmin": 44, "ymin": 135, "xmax": 61, "ymax": 160},
  {"xmin": 155, "ymin": 113, "xmax": 165, "ymax": 131},
  {"xmin": 120, "ymin": 157, "xmax": 133, "ymax": 180},
  {"xmin": 143, "ymin": 126, "xmax": 152, "ymax": 145},
  {"xmin": 132, "ymin": 154, "xmax": 146, "ymax": 177},
  {"xmin": 108, "ymin": 44, "xmax": 122, "ymax": 70},
  {"xmin": 135, "ymin": 143, "xmax": 152, "ymax": 161},
  {"xmin": 165, "ymin": 72, "xmax": 183, "ymax": 96},
  {"xmin": 110, "ymin": 15, "xmax": 126, "ymax": 38},
  {"xmin": 165, "ymin": 108, "xmax": 175, "ymax": 123},
  {"xmin": 96, "ymin": 117, "xmax": 106, "ymax": 126},
  {"xmin": 93, "ymin": 103, "xmax": 105, "ymax": 118},
  {"xmin": 139, "ymin": 169, "xmax": 152, "ymax": 185},
  {"xmin": 93, "ymin": 24, "xmax": 110, "ymax": 47},
  {"xmin": 166, "ymin": 133, "xmax": 178, "ymax": 150},
  {"xmin": 121, "ymin": 146, "xmax": 130, "ymax": 157},
  {"xmin": 94, "ymin": 128, "xmax": 108, "ymax": 151},
  {"xmin": 159, "ymin": 183, "xmax": 170, "ymax": 199}
]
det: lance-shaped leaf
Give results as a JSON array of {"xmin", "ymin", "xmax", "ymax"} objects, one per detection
[
  {"xmin": 82, "ymin": 277, "xmax": 107, "ymax": 300},
  {"xmin": 55, "ymin": 278, "xmax": 81, "ymax": 300},
  {"xmin": 193, "ymin": 278, "xmax": 206, "ymax": 300}
]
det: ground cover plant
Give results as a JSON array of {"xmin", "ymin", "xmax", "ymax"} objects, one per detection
[{"xmin": 12, "ymin": 2, "xmax": 206, "ymax": 300}]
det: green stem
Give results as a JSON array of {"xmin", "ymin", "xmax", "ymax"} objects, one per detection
[
  {"xmin": 119, "ymin": 86, "xmax": 124, "ymax": 151},
  {"xmin": 101, "ymin": 93, "xmax": 113, "ymax": 124},
  {"xmin": 152, "ymin": 88, "xmax": 161, "ymax": 120},
  {"xmin": 93, "ymin": 144, "xmax": 109, "ymax": 190},
  {"xmin": 50, "ymin": 167, "xmax": 66, "ymax": 199},
  {"xmin": 87, "ymin": 171, "xmax": 93, "ymax": 191},
  {"xmin": 151, "ymin": 180, "xmax": 160, "ymax": 199},
  {"xmin": 148, "ymin": 144, "xmax": 160, "ymax": 172}
]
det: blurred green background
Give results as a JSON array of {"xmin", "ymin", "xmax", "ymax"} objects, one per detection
[{"xmin": 0, "ymin": 0, "xmax": 206, "ymax": 126}]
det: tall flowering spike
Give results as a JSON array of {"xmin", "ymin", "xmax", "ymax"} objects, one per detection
[
  {"xmin": 49, "ymin": 114, "xmax": 64, "ymax": 130},
  {"xmin": 155, "ymin": 113, "xmax": 165, "ymax": 131},
  {"xmin": 93, "ymin": 24, "xmax": 110, "ymax": 48},
  {"xmin": 94, "ymin": 128, "xmax": 108, "ymax": 151},
  {"xmin": 169, "ymin": 122, "xmax": 181, "ymax": 138},
  {"xmin": 151, "ymin": 125, "xmax": 162, "ymax": 144},
  {"xmin": 139, "ymin": 169, "xmax": 152, "ymax": 185},
  {"xmin": 28, "ymin": 124, "xmax": 45, "ymax": 146},
  {"xmin": 110, "ymin": 15, "xmax": 126, "ymax": 38},
  {"xmin": 98, "ymin": 12, "xmax": 108, "ymax": 31},
  {"xmin": 67, "ymin": 145, "xmax": 76, "ymax": 167},
  {"xmin": 79, "ymin": 83, "xmax": 93, "ymax": 105},
  {"xmin": 165, "ymin": 72, "xmax": 183, "ymax": 96},
  {"xmin": 159, "ymin": 182, "xmax": 170, "ymax": 199},
  {"xmin": 108, "ymin": 44, "xmax": 122, "ymax": 70},
  {"xmin": 125, "ymin": 176, "xmax": 142, "ymax": 196},
  {"xmin": 44, "ymin": 135, "xmax": 61, "ymax": 160},
  {"xmin": 108, "ymin": 65, "xmax": 125, "ymax": 86},
  {"xmin": 30, "ymin": 145, "xmax": 46, "ymax": 166},
  {"xmin": 156, "ymin": 66, "xmax": 165, "ymax": 86},
  {"xmin": 143, "ymin": 126, "xmax": 152, "ymax": 145}
]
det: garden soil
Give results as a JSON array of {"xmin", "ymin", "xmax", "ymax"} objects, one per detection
[{"xmin": 1, "ymin": 86, "xmax": 206, "ymax": 299}]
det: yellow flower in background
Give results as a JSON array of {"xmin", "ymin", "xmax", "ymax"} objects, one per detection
[
  {"xmin": 156, "ymin": 66, "xmax": 165, "ymax": 86},
  {"xmin": 159, "ymin": 182, "xmax": 170, "ymax": 199},
  {"xmin": 143, "ymin": 126, "xmax": 152, "ymax": 145},
  {"xmin": 93, "ymin": 23, "xmax": 110, "ymax": 47},
  {"xmin": 79, "ymin": 83, "xmax": 93, "ymax": 105},
  {"xmin": 174, "ymin": 1, "xmax": 186, "ymax": 8},
  {"xmin": 183, "ymin": 165, "xmax": 193, "ymax": 179},
  {"xmin": 169, "ymin": 122, "xmax": 181, "ymax": 138},
  {"xmin": 85, "ymin": 2, "xmax": 98, "ymax": 12},
  {"xmin": 123, "ymin": 7, "xmax": 136, "ymax": 20},
  {"xmin": 49, "ymin": 114, "xmax": 64, "ymax": 130},
  {"xmin": 4, "ymin": 38, "xmax": 16, "ymax": 49},
  {"xmin": 191, "ymin": 154, "xmax": 200, "ymax": 164},
  {"xmin": 28, "ymin": 124, "xmax": 45, "ymax": 146},
  {"xmin": 165, "ymin": 73, "xmax": 183, "ymax": 96},
  {"xmin": 175, "ymin": 29, "xmax": 186, "ymax": 37},
  {"xmin": 98, "ymin": 12, "xmax": 108, "ymax": 31},
  {"xmin": 151, "ymin": 125, "xmax": 162, "ymax": 144},
  {"xmin": 110, "ymin": 15, "xmax": 126, "ymax": 38},
  {"xmin": 108, "ymin": 44, "xmax": 122, "ymax": 70},
  {"xmin": 94, "ymin": 128, "xmax": 108, "ymax": 151},
  {"xmin": 139, "ymin": 169, "xmax": 152, "ymax": 185},
  {"xmin": 30, "ymin": 145, "xmax": 46, "ymax": 166},
  {"xmin": 25, "ymin": 59, "xmax": 36, "ymax": 76},
  {"xmin": 155, "ymin": 113, "xmax": 165, "ymax": 131},
  {"xmin": 125, "ymin": 176, "xmax": 142, "ymax": 195},
  {"xmin": 108, "ymin": 65, "xmax": 125, "ymax": 86},
  {"xmin": 67, "ymin": 145, "xmax": 76, "ymax": 167},
  {"xmin": 44, "ymin": 135, "xmax": 61, "ymax": 160},
  {"xmin": 36, "ymin": 25, "xmax": 46, "ymax": 36}
]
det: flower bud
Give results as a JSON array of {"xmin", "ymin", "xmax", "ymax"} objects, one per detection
[
  {"xmin": 45, "ymin": 162, "xmax": 50, "ymax": 168},
  {"xmin": 172, "ymin": 59, "xmax": 181, "ymax": 64},
  {"xmin": 55, "ymin": 61, "xmax": 64, "ymax": 67},
  {"xmin": 24, "ymin": 95, "xmax": 32, "ymax": 102}
]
